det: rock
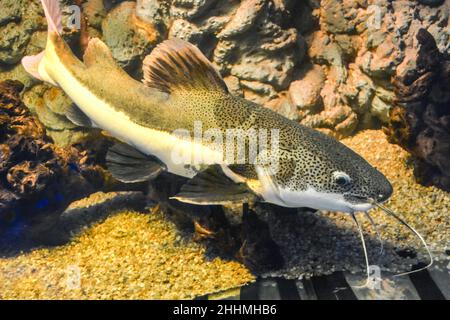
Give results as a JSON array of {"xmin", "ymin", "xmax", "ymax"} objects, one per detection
[
  {"xmin": 0, "ymin": 0, "xmax": 448, "ymax": 139},
  {"xmin": 370, "ymin": 95, "xmax": 391, "ymax": 123},
  {"xmin": 293, "ymin": 0, "xmax": 318, "ymax": 34},
  {"xmin": 83, "ymin": 0, "xmax": 107, "ymax": 30},
  {"xmin": 23, "ymin": 85, "xmax": 93, "ymax": 146},
  {"xmin": 261, "ymin": 27, "xmax": 300, "ymax": 53},
  {"xmin": 223, "ymin": 75, "xmax": 243, "ymax": 97},
  {"xmin": 22, "ymin": 83, "xmax": 47, "ymax": 115},
  {"xmin": 366, "ymin": 29, "xmax": 389, "ymax": 51},
  {"xmin": 0, "ymin": 63, "xmax": 36, "ymax": 89},
  {"xmin": 230, "ymin": 52, "xmax": 296, "ymax": 90},
  {"xmin": 22, "ymin": 84, "xmax": 76, "ymax": 131},
  {"xmin": 86, "ymin": 25, "xmax": 102, "ymax": 39},
  {"xmin": 198, "ymin": 15, "xmax": 229, "ymax": 34},
  {"xmin": 334, "ymin": 34, "xmax": 358, "ymax": 61},
  {"xmin": 212, "ymin": 39, "xmax": 236, "ymax": 73},
  {"xmin": 25, "ymin": 31, "xmax": 47, "ymax": 56},
  {"xmin": 46, "ymin": 128, "xmax": 92, "ymax": 148},
  {"xmin": 43, "ymin": 87, "xmax": 73, "ymax": 115},
  {"xmin": 0, "ymin": 0, "xmax": 42, "ymax": 64},
  {"xmin": 335, "ymin": 109, "xmax": 358, "ymax": 136},
  {"xmin": 102, "ymin": 1, "xmax": 161, "ymax": 73},
  {"xmin": 375, "ymin": 86, "xmax": 396, "ymax": 104},
  {"xmin": 321, "ymin": 0, "xmax": 358, "ymax": 34},
  {"xmin": 243, "ymin": 88, "xmax": 272, "ymax": 105},
  {"xmin": 34, "ymin": 101, "xmax": 78, "ymax": 131},
  {"xmin": 212, "ymin": 0, "xmax": 302, "ymax": 90},
  {"xmin": 0, "ymin": 0, "xmax": 22, "ymax": 26},
  {"xmin": 392, "ymin": 1, "xmax": 414, "ymax": 36},
  {"xmin": 341, "ymin": 64, "xmax": 375, "ymax": 114},
  {"xmin": 240, "ymin": 80, "xmax": 277, "ymax": 98},
  {"xmin": 168, "ymin": 19, "xmax": 203, "ymax": 44},
  {"xmin": 288, "ymin": 64, "xmax": 324, "ymax": 114},
  {"xmin": 309, "ymin": 31, "xmax": 347, "ymax": 83},
  {"xmin": 358, "ymin": 38, "xmax": 402, "ymax": 78},
  {"xmin": 323, "ymin": 66, "xmax": 348, "ymax": 107},
  {"xmin": 301, "ymin": 104, "xmax": 358, "ymax": 138},
  {"xmin": 170, "ymin": 0, "xmax": 219, "ymax": 20},
  {"xmin": 217, "ymin": 0, "xmax": 266, "ymax": 39},
  {"xmin": 265, "ymin": 93, "xmax": 298, "ymax": 121},
  {"xmin": 135, "ymin": 0, "xmax": 169, "ymax": 27},
  {"xmin": 0, "ymin": 22, "xmax": 34, "ymax": 65},
  {"xmin": 417, "ymin": 0, "xmax": 445, "ymax": 7}
]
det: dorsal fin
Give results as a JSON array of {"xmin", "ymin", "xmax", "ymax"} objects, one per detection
[
  {"xmin": 83, "ymin": 38, "xmax": 118, "ymax": 68},
  {"xmin": 142, "ymin": 38, "xmax": 228, "ymax": 94}
]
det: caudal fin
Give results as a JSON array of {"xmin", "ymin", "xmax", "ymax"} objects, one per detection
[
  {"xmin": 42, "ymin": 0, "xmax": 62, "ymax": 34},
  {"xmin": 22, "ymin": 0, "xmax": 62, "ymax": 81}
]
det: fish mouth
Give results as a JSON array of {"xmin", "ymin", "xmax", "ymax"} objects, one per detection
[
  {"xmin": 343, "ymin": 194, "xmax": 375, "ymax": 212},
  {"xmin": 343, "ymin": 193, "xmax": 391, "ymax": 212},
  {"xmin": 346, "ymin": 202, "xmax": 374, "ymax": 213}
]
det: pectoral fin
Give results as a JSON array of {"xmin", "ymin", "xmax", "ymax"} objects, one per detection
[
  {"xmin": 172, "ymin": 165, "xmax": 258, "ymax": 205},
  {"xmin": 106, "ymin": 142, "xmax": 166, "ymax": 183},
  {"xmin": 66, "ymin": 104, "xmax": 95, "ymax": 128}
]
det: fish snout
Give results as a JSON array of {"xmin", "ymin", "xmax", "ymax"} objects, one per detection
[{"xmin": 375, "ymin": 180, "xmax": 393, "ymax": 203}]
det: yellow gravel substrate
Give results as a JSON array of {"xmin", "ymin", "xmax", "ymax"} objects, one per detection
[{"xmin": 0, "ymin": 210, "xmax": 254, "ymax": 299}]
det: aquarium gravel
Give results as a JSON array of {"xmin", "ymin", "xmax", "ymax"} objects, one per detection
[
  {"xmin": 0, "ymin": 208, "xmax": 254, "ymax": 299},
  {"xmin": 0, "ymin": 130, "xmax": 448, "ymax": 298}
]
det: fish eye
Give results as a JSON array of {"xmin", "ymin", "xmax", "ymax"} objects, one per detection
[{"xmin": 333, "ymin": 171, "xmax": 352, "ymax": 187}]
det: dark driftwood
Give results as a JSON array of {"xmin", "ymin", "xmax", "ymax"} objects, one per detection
[
  {"xmin": 386, "ymin": 29, "xmax": 450, "ymax": 192},
  {"xmin": 0, "ymin": 80, "xmax": 112, "ymax": 249}
]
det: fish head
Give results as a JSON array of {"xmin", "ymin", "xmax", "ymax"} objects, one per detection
[{"xmin": 257, "ymin": 129, "xmax": 393, "ymax": 213}]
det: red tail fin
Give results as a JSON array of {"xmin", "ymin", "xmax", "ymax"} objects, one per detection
[
  {"xmin": 42, "ymin": 0, "xmax": 62, "ymax": 34},
  {"xmin": 21, "ymin": 1, "xmax": 63, "ymax": 83}
]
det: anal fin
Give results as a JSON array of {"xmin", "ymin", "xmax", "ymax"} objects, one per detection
[
  {"xmin": 106, "ymin": 142, "xmax": 166, "ymax": 183},
  {"xmin": 172, "ymin": 165, "xmax": 257, "ymax": 205}
]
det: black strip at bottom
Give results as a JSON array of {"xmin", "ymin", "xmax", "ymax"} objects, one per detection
[
  {"xmin": 408, "ymin": 263, "xmax": 445, "ymax": 300},
  {"xmin": 240, "ymin": 281, "xmax": 260, "ymax": 300},
  {"xmin": 310, "ymin": 272, "xmax": 357, "ymax": 300},
  {"xmin": 275, "ymin": 278, "xmax": 301, "ymax": 300}
]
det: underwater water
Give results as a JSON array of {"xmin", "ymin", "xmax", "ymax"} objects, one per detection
[{"xmin": 0, "ymin": 0, "xmax": 449, "ymax": 300}]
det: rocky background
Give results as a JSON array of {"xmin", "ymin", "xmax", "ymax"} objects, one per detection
[{"xmin": 0, "ymin": 0, "xmax": 448, "ymax": 180}]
